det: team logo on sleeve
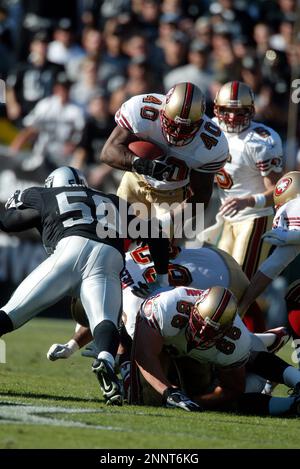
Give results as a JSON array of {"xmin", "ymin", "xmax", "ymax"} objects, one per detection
[{"xmin": 275, "ymin": 177, "xmax": 292, "ymax": 196}]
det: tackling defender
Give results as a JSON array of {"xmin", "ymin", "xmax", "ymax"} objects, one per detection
[{"xmin": 0, "ymin": 166, "xmax": 170, "ymax": 405}]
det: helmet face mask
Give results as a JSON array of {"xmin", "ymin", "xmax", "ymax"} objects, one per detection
[
  {"xmin": 45, "ymin": 166, "xmax": 88, "ymax": 188},
  {"xmin": 161, "ymin": 82, "xmax": 205, "ymax": 146},
  {"xmin": 214, "ymin": 81, "xmax": 255, "ymax": 133},
  {"xmin": 186, "ymin": 287, "xmax": 238, "ymax": 350},
  {"xmin": 187, "ymin": 308, "xmax": 230, "ymax": 349}
]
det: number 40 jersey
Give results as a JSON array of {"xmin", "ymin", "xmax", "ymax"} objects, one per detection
[
  {"xmin": 5, "ymin": 186, "xmax": 127, "ymax": 255},
  {"xmin": 116, "ymin": 94, "xmax": 229, "ymax": 190}
]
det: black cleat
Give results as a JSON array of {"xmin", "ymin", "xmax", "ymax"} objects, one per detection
[{"xmin": 92, "ymin": 358, "xmax": 123, "ymax": 406}]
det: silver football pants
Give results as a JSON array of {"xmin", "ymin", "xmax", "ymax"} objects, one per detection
[{"xmin": 2, "ymin": 236, "xmax": 124, "ymax": 333}]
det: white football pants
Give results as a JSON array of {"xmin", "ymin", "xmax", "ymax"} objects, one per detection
[{"xmin": 2, "ymin": 236, "xmax": 124, "ymax": 334}]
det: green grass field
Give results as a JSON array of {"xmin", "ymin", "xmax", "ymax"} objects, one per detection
[{"xmin": 0, "ymin": 318, "xmax": 299, "ymax": 449}]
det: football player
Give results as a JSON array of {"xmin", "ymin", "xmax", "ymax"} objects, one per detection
[
  {"xmin": 213, "ymin": 81, "xmax": 283, "ymax": 331},
  {"xmin": 239, "ymin": 171, "xmax": 300, "ymax": 363},
  {"xmin": 133, "ymin": 285, "xmax": 300, "ymax": 416},
  {"xmin": 99, "ymin": 82, "xmax": 229, "ymax": 223},
  {"xmin": 47, "ymin": 243, "xmax": 288, "ymax": 402},
  {"xmin": 0, "ymin": 166, "xmax": 170, "ymax": 406}
]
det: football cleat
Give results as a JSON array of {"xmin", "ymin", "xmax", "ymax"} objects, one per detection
[
  {"xmin": 265, "ymin": 327, "xmax": 291, "ymax": 354},
  {"xmin": 92, "ymin": 359, "xmax": 123, "ymax": 406}
]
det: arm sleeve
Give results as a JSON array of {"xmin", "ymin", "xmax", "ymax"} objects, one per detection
[
  {"xmin": 0, "ymin": 208, "xmax": 40, "ymax": 232},
  {"xmin": 259, "ymin": 244, "xmax": 300, "ymax": 279}
]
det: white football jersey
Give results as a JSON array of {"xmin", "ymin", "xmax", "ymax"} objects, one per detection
[
  {"xmin": 214, "ymin": 119, "xmax": 283, "ymax": 222},
  {"xmin": 273, "ymin": 198, "xmax": 300, "ymax": 232},
  {"xmin": 140, "ymin": 286, "xmax": 251, "ymax": 368},
  {"xmin": 122, "ymin": 245, "xmax": 230, "ymax": 338},
  {"xmin": 115, "ymin": 94, "xmax": 229, "ymax": 190},
  {"xmin": 256, "ymin": 198, "xmax": 300, "ymax": 279}
]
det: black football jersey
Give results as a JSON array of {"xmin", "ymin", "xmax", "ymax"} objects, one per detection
[{"xmin": 5, "ymin": 186, "xmax": 132, "ymax": 255}]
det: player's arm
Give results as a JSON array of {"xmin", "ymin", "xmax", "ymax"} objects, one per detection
[
  {"xmin": 9, "ymin": 126, "xmax": 38, "ymax": 152},
  {"xmin": 195, "ymin": 366, "xmax": 246, "ymax": 409},
  {"xmin": 135, "ymin": 316, "xmax": 171, "ymax": 395},
  {"xmin": 135, "ymin": 317, "xmax": 201, "ymax": 411},
  {"xmin": 100, "ymin": 125, "xmax": 138, "ymax": 170},
  {"xmin": 0, "ymin": 207, "xmax": 40, "ymax": 232},
  {"xmin": 219, "ymin": 171, "xmax": 282, "ymax": 217},
  {"xmin": 100, "ymin": 126, "xmax": 172, "ymax": 180},
  {"xmin": 238, "ymin": 243, "xmax": 300, "ymax": 316},
  {"xmin": 47, "ymin": 325, "xmax": 93, "ymax": 361},
  {"xmin": 188, "ymin": 170, "xmax": 215, "ymax": 209}
]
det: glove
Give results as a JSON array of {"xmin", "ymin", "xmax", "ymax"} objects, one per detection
[
  {"xmin": 47, "ymin": 339, "xmax": 79, "ymax": 361},
  {"xmin": 81, "ymin": 341, "xmax": 98, "ymax": 358},
  {"xmin": 132, "ymin": 157, "xmax": 172, "ymax": 181},
  {"xmin": 162, "ymin": 387, "xmax": 202, "ymax": 412},
  {"xmin": 131, "ymin": 275, "xmax": 169, "ymax": 299}
]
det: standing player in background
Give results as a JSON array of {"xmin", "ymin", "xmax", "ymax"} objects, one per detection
[
  {"xmin": 239, "ymin": 172, "xmax": 300, "ymax": 365},
  {"xmin": 0, "ymin": 166, "xmax": 170, "ymax": 405},
  {"xmin": 99, "ymin": 82, "xmax": 229, "ymax": 223},
  {"xmin": 213, "ymin": 81, "xmax": 283, "ymax": 331}
]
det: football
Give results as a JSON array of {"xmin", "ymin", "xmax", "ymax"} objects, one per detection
[{"xmin": 128, "ymin": 140, "xmax": 165, "ymax": 160}]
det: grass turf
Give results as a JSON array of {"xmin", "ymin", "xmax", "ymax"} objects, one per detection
[{"xmin": 0, "ymin": 318, "xmax": 298, "ymax": 449}]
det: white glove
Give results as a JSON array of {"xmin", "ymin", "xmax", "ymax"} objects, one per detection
[
  {"xmin": 47, "ymin": 339, "xmax": 79, "ymax": 361},
  {"xmin": 262, "ymin": 229, "xmax": 300, "ymax": 246}
]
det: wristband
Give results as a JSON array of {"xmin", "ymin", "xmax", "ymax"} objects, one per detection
[
  {"xmin": 66, "ymin": 339, "xmax": 80, "ymax": 353},
  {"xmin": 254, "ymin": 193, "xmax": 266, "ymax": 209}
]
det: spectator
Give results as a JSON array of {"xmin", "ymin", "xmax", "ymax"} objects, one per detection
[
  {"xmin": 70, "ymin": 57, "xmax": 101, "ymax": 111},
  {"xmin": 0, "ymin": 5, "xmax": 14, "ymax": 77},
  {"xmin": 73, "ymin": 91, "xmax": 114, "ymax": 166},
  {"xmin": 6, "ymin": 31, "xmax": 64, "ymax": 125},
  {"xmin": 109, "ymin": 55, "xmax": 160, "ymax": 115},
  {"xmin": 160, "ymin": 30, "xmax": 189, "ymax": 77},
  {"xmin": 163, "ymin": 39, "xmax": 212, "ymax": 96},
  {"xmin": 10, "ymin": 73, "xmax": 85, "ymax": 170},
  {"xmin": 67, "ymin": 27, "xmax": 103, "ymax": 81}
]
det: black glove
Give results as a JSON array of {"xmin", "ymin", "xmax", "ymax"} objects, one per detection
[
  {"xmin": 132, "ymin": 158, "xmax": 172, "ymax": 181},
  {"xmin": 162, "ymin": 387, "xmax": 202, "ymax": 412}
]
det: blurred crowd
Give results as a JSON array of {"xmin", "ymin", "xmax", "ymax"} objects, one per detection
[{"xmin": 0, "ymin": 0, "xmax": 299, "ymax": 189}]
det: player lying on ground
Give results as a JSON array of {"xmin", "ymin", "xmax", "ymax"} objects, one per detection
[
  {"xmin": 47, "ymin": 244, "xmax": 289, "ymax": 404},
  {"xmin": 0, "ymin": 166, "xmax": 170, "ymax": 406},
  {"xmin": 238, "ymin": 171, "xmax": 300, "ymax": 365},
  {"xmin": 131, "ymin": 285, "xmax": 300, "ymax": 416}
]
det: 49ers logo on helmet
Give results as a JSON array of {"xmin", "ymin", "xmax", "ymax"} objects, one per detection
[{"xmin": 275, "ymin": 177, "xmax": 292, "ymax": 196}]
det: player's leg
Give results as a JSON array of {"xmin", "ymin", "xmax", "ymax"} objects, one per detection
[
  {"xmin": 0, "ymin": 237, "xmax": 81, "ymax": 335},
  {"xmin": 117, "ymin": 172, "xmax": 152, "ymax": 219},
  {"xmin": 217, "ymin": 220, "xmax": 234, "ymax": 256},
  {"xmin": 80, "ymin": 243, "xmax": 124, "ymax": 405},
  {"xmin": 232, "ymin": 215, "xmax": 273, "ymax": 280}
]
